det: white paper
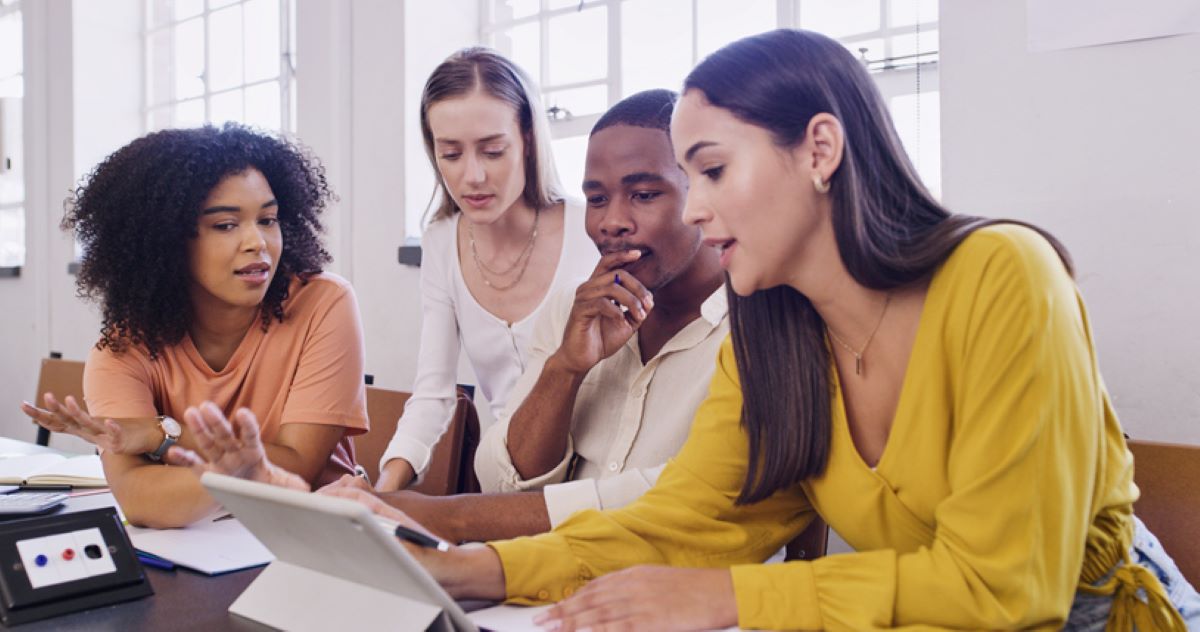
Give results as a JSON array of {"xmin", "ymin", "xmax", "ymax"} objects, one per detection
[
  {"xmin": 1027, "ymin": 0, "xmax": 1200, "ymax": 52},
  {"xmin": 0, "ymin": 454, "xmax": 65, "ymax": 483},
  {"xmin": 126, "ymin": 512, "xmax": 274, "ymax": 575}
]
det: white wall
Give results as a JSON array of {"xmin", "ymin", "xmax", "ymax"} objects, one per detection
[
  {"xmin": 940, "ymin": 1, "xmax": 1200, "ymax": 444},
  {"xmin": 295, "ymin": 0, "xmax": 480, "ymax": 404}
]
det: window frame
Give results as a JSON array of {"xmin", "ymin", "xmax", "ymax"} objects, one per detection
[
  {"xmin": 142, "ymin": 0, "xmax": 296, "ymax": 133},
  {"xmin": 0, "ymin": 0, "xmax": 24, "ymax": 273}
]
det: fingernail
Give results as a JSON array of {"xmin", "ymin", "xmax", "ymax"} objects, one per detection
[
  {"xmin": 614, "ymin": 272, "xmax": 621, "ymax": 286},
  {"xmin": 539, "ymin": 620, "xmax": 561, "ymax": 631},
  {"xmin": 629, "ymin": 249, "xmax": 642, "ymax": 258},
  {"xmin": 533, "ymin": 612, "xmax": 552, "ymax": 624},
  {"xmin": 644, "ymin": 294, "xmax": 654, "ymax": 309}
]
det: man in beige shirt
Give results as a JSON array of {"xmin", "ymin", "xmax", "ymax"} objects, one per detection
[{"xmin": 330, "ymin": 89, "xmax": 727, "ymax": 542}]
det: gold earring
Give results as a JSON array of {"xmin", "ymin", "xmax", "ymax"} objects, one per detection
[{"xmin": 813, "ymin": 174, "xmax": 830, "ymax": 194}]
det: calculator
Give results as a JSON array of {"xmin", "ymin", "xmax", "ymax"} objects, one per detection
[{"xmin": 0, "ymin": 492, "xmax": 69, "ymax": 516}]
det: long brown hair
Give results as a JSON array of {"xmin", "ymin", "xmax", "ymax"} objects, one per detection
[
  {"xmin": 419, "ymin": 47, "xmax": 564, "ymax": 225},
  {"xmin": 684, "ymin": 30, "xmax": 1073, "ymax": 504}
]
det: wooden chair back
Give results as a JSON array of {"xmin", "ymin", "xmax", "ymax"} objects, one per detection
[
  {"xmin": 1128, "ymin": 438, "xmax": 1200, "ymax": 586},
  {"xmin": 33, "ymin": 357, "xmax": 87, "ymax": 446},
  {"xmin": 355, "ymin": 386, "xmax": 480, "ymax": 496},
  {"xmin": 785, "ymin": 516, "xmax": 829, "ymax": 561}
]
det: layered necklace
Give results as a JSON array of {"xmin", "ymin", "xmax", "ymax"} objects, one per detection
[
  {"xmin": 826, "ymin": 293, "xmax": 892, "ymax": 377},
  {"xmin": 467, "ymin": 209, "xmax": 540, "ymax": 291}
]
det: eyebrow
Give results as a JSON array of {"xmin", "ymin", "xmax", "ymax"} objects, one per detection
[
  {"xmin": 201, "ymin": 200, "xmax": 278, "ymax": 215},
  {"xmin": 434, "ymin": 133, "xmax": 509, "ymax": 145},
  {"xmin": 582, "ymin": 172, "xmax": 667, "ymax": 191},
  {"xmin": 683, "ymin": 141, "xmax": 718, "ymax": 163}
]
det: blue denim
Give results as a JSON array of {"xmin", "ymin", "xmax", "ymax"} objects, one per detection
[{"xmin": 1064, "ymin": 516, "xmax": 1200, "ymax": 630}]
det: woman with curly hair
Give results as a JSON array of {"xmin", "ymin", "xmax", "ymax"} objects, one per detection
[{"xmin": 21, "ymin": 123, "xmax": 368, "ymax": 528}]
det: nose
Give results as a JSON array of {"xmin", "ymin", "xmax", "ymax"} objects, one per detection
[
  {"xmin": 597, "ymin": 199, "xmax": 635, "ymax": 239},
  {"xmin": 242, "ymin": 223, "xmax": 268, "ymax": 252},
  {"xmin": 464, "ymin": 153, "xmax": 486, "ymax": 185},
  {"xmin": 682, "ymin": 188, "xmax": 710, "ymax": 227}
]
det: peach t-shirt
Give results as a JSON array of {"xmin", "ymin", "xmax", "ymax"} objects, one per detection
[{"xmin": 83, "ymin": 272, "xmax": 369, "ymax": 487}]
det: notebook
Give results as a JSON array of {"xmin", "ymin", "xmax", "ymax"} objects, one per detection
[
  {"xmin": 124, "ymin": 511, "xmax": 274, "ymax": 575},
  {"xmin": 0, "ymin": 453, "xmax": 107, "ymax": 487}
]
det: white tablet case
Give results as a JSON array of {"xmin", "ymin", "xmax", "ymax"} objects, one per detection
[{"xmin": 200, "ymin": 472, "xmax": 478, "ymax": 632}]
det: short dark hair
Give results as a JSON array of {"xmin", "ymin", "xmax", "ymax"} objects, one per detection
[
  {"xmin": 63, "ymin": 123, "xmax": 334, "ymax": 358},
  {"xmin": 590, "ymin": 89, "xmax": 678, "ymax": 136}
]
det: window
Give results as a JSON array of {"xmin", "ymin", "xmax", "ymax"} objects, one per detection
[
  {"xmin": 484, "ymin": 0, "xmax": 940, "ymax": 200},
  {"xmin": 0, "ymin": 0, "xmax": 24, "ymax": 268},
  {"xmin": 144, "ymin": 0, "xmax": 294, "ymax": 132}
]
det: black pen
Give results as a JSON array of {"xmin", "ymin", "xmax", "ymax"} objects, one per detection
[{"xmin": 393, "ymin": 524, "xmax": 452, "ymax": 552}]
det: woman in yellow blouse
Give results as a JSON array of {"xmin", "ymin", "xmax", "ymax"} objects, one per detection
[{"xmin": 322, "ymin": 29, "xmax": 1198, "ymax": 630}]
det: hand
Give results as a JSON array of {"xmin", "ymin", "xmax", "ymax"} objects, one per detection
[
  {"xmin": 321, "ymin": 475, "xmax": 460, "ymax": 542},
  {"xmin": 163, "ymin": 402, "xmax": 308, "ymax": 492},
  {"xmin": 534, "ymin": 566, "xmax": 737, "ymax": 632},
  {"xmin": 375, "ymin": 458, "xmax": 416, "ymax": 492},
  {"xmin": 21, "ymin": 394, "xmax": 158, "ymax": 455},
  {"xmin": 554, "ymin": 250, "xmax": 655, "ymax": 375}
]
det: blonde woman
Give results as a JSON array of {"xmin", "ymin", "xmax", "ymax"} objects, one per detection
[{"xmin": 375, "ymin": 48, "xmax": 597, "ymax": 491}]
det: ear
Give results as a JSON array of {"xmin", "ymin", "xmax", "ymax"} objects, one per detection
[{"xmin": 803, "ymin": 113, "xmax": 844, "ymax": 185}]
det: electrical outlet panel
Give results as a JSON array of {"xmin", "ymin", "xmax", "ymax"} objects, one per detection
[{"xmin": 16, "ymin": 528, "xmax": 117, "ymax": 589}]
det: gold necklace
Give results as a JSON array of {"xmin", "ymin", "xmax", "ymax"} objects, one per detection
[
  {"xmin": 467, "ymin": 209, "xmax": 539, "ymax": 291},
  {"xmin": 826, "ymin": 293, "xmax": 892, "ymax": 377}
]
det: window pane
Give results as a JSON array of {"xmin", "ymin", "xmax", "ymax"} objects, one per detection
[
  {"xmin": 148, "ymin": 106, "xmax": 173, "ymax": 132},
  {"xmin": 208, "ymin": 5, "xmax": 245, "ymax": 92},
  {"xmin": 622, "ymin": 0, "xmax": 692, "ymax": 97},
  {"xmin": 173, "ymin": 0, "xmax": 203, "ymax": 21},
  {"xmin": 491, "ymin": 0, "xmax": 540, "ymax": 21},
  {"xmin": 210, "ymin": 88, "xmax": 244, "ymax": 125},
  {"xmin": 544, "ymin": 84, "xmax": 607, "ymax": 119},
  {"xmin": 889, "ymin": 91, "xmax": 940, "ymax": 198},
  {"xmin": 0, "ymin": 98, "xmax": 23, "ymax": 205},
  {"xmin": 0, "ymin": 11, "xmax": 22, "ymax": 81},
  {"xmin": 0, "ymin": 76, "xmax": 20, "ymax": 100},
  {"xmin": 696, "ymin": 0, "xmax": 775, "ymax": 59},
  {"xmin": 175, "ymin": 98, "xmax": 205, "ymax": 127},
  {"xmin": 244, "ymin": 81, "xmax": 280, "ymax": 129},
  {"xmin": 174, "ymin": 18, "xmax": 205, "ymax": 99},
  {"xmin": 546, "ymin": 0, "xmax": 578, "ymax": 9},
  {"xmin": 889, "ymin": 0, "xmax": 937, "ymax": 27},
  {"xmin": 890, "ymin": 29, "xmax": 938, "ymax": 58},
  {"xmin": 244, "ymin": 0, "xmax": 280, "ymax": 83},
  {"xmin": 210, "ymin": 0, "xmax": 240, "ymax": 8},
  {"xmin": 547, "ymin": 6, "xmax": 606, "ymax": 86},
  {"xmin": 0, "ymin": 207, "xmax": 25, "ymax": 267},
  {"xmin": 147, "ymin": 28, "xmax": 173, "ymax": 106},
  {"xmin": 552, "ymin": 135, "xmax": 589, "ymax": 196},
  {"xmin": 799, "ymin": 0, "xmax": 880, "ymax": 39},
  {"xmin": 493, "ymin": 21, "xmax": 540, "ymax": 83}
]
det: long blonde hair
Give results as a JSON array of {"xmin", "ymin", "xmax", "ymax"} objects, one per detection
[{"xmin": 420, "ymin": 47, "xmax": 564, "ymax": 225}]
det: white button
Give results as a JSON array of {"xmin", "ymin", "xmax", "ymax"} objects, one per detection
[{"xmin": 608, "ymin": 462, "xmax": 619, "ymax": 472}]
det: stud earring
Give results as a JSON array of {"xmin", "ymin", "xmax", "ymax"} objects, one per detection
[{"xmin": 813, "ymin": 174, "xmax": 830, "ymax": 194}]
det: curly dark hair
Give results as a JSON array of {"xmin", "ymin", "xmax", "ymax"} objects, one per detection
[{"xmin": 63, "ymin": 123, "xmax": 334, "ymax": 357}]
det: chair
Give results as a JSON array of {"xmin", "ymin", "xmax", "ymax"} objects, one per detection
[
  {"xmin": 33, "ymin": 354, "xmax": 87, "ymax": 447},
  {"xmin": 785, "ymin": 515, "xmax": 829, "ymax": 561},
  {"xmin": 354, "ymin": 385, "xmax": 480, "ymax": 496},
  {"xmin": 1127, "ymin": 438, "xmax": 1200, "ymax": 586}
]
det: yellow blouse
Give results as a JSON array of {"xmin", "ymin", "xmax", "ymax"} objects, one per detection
[{"xmin": 490, "ymin": 225, "xmax": 1177, "ymax": 630}]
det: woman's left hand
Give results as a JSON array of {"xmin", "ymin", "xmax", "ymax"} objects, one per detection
[
  {"xmin": 533, "ymin": 566, "xmax": 738, "ymax": 632},
  {"xmin": 163, "ymin": 401, "xmax": 308, "ymax": 491}
]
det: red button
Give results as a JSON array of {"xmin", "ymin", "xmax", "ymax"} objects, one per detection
[{"xmin": 62, "ymin": 549, "xmax": 75, "ymax": 561}]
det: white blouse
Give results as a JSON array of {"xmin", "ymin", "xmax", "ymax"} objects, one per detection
[{"xmin": 379, "ymin": 201, "xmax": 598, "ymax": 478}]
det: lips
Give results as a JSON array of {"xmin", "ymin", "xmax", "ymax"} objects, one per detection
[
  {"xmin": 235, "ymin": 262, "xmax": 271, "ymax": 275},
  {"xmin": 702, "ymin": 238, "xmax": 737, "ymax": 268},
  {"xmin": 599, "ymin": 245, "xmax": 652, "ymax": 262},
  {"xmin": 462, "ymin": 194, "xmax": 495, "ymax": 209}
]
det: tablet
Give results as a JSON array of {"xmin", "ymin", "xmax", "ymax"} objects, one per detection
[{"xmin": 200, "ymin": 472, "xmax": 477, "ymax": 632}]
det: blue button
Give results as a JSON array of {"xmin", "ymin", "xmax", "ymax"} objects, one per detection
[{"xmin": 34, "ymin": 554, "xmax": 47, "ymax": 567}]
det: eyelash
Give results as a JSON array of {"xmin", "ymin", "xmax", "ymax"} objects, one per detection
[
  {"xmin": 439, "ymin": 149, "xmax": 506, "ymax": 161},
  {"xmin": 213, "ymin": 217, "xmax": 278, "ymax": 231},
  {"xmin": 632, "ymin": 191, "xmax": 662, "ymax": 203},
  {"xmin": 701, "ymin": 166, "xmax": 724, "ymax": 181}
]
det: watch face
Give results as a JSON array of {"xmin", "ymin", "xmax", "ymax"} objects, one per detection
[{"xmin": 161, "ymin": 416, "xmax": 183, "ymax": 437}]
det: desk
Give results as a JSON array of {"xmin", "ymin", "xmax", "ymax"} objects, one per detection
[{"xmin": 0, "ymin": 438, "xmax": 270, "ymax": 631}]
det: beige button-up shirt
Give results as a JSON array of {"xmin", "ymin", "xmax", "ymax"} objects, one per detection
[{"xmin": 475, "ymin": 286, "xmax": 729, "ymax": 527}]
